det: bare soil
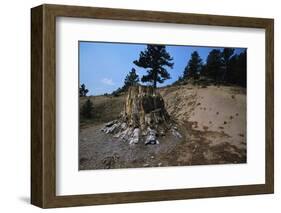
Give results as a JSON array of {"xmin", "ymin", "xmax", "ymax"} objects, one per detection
[{"xmin": 79, "ymin": 85, "xmax": 246, "ymax": 170}]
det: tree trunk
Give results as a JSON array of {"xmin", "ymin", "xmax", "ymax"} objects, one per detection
[
  {"xmin": 153, "ymin": 80, "xmax": 157, "ymax": 89},
  {"xmin": 102, "ymin": 85, "xmax": 182, "ymax": 145},
  {"xmin": 153, "ymin": 70, "xmax": 157, "ymax": 88},
  {"xmin": 124, "ymin": 85, "xmax": 169, "ymax": 130}
]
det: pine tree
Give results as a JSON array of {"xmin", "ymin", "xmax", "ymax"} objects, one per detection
[
  {"xmin": 227, "ymin": 50, "xmax": 247, "ymax": 87},
  {"xmin": 221, "ymin": 48, "xmax": 235, "ymax": 82},
  {"xmin": 237, "ymin": 51, "xmax": 247, "ymax": 87},
  {"xmin": 205, "ymin": 49, "xmax": 223, "ymax": 82},
  {"xmin": 183, "ymin": 51, "xmax": 203, "ymax": 80},
  {"xmin": 134, "ymin": 45, "xmax": 174, "ymax": 88},
  {"xmin": 123, "ymin": 68, "xmax": 139, "ymax": 90},
  {"xmin": 79, "ymin": 84, "xmax": 89, "ymax": 97}
]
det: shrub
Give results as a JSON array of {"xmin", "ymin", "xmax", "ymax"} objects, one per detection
[{"xmin": 81, "ymin": 99, "xmax": 94, "ymax": 118}]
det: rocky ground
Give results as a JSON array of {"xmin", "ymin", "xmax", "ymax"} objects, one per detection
[{"xmin": 79, "ymin": 84, "xmax": 246, "ymax": 170}]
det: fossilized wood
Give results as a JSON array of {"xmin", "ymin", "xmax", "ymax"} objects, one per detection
[
  {"xmin": 124, "ymin": 86, "xmax": 170, "ymax": 130},
  {"xmin": 102, "ymin": 85, "xmax": 181, "ymax": 145}
]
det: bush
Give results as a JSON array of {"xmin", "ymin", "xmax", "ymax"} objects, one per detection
[{"xmin": 81, "ymin": 99, "xmax": 94, "ymax": 119}]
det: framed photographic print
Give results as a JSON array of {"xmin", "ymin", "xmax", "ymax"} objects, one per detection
[{"xmin": 31, "ymin": 4, "xmax": 274, "ymax": 208}]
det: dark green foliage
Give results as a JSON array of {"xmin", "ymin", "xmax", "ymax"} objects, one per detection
[
  {"xmin": 111, "ymin": 68, "xmax": 140, "ymax": 96},
  {"xmin": 204, "ymin": 49, "xmax": 223, "ymax": 81},
  {"xmin": 111, "ymin": 87, "xmax": 123, "ymax": 97},
  {"xmin": 79, "ymin": 84, "xmax": 89, "ymax": 97},
  {"xmin": 81, "ymin": 99, "xmax": 94, "ymax": 119},
  {"xmin": 183, "ymin": 51, "xmax": 203, "ymax": 80},
  {"xmin": 221, "ymin": 48, "xmax": 235, "ymax": 82},
  {"xmin": 123, "ymin": 68, "xmax": 139, "ymax": 90},
  {"xmin": 203, "ymin": 48, "xmax": 246, "ymax": 87},
  {"xmin": 226, "ymin": 51, "xmax": 247, "ymax": 87},
  {"xmin": 222, "ymin": 48, "xmax": 235, "ymax": 63},
  {"xmin": 134, "ymin": 45, "xmax": 174, "ymax": 88},
  {"xmin": 177, "ymin": 48, "xmax": 246, "ymax": 87}
]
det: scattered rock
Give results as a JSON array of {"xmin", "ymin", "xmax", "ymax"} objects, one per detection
[
  {"xmin": 172, "ymin": 127, "xmax": 182, "ymax": 138},
  {"xmin": 102, "ymin": 154, "xmax": 119, "ymax": 169},
  {"xmin": 120, "ymin": 122, "xmax": 127, "ymax": 130},
  {"xmin": 216, "ymin": 112, "xmax": 219, "ymax": 115},
  {"xmin": 145, "ymin": 128, "xmax": 159, "ymax": 145},
  {"xmin": 143, "ymin": 163, "xmax": 150, "ymax": 167},
  {"xmin": 223, "ymin": 121, "xmax": 227, "ymax": 125},
  {"xmin": 101, "ymin": 120, "xmax": 120, "ymax": 134},
  {"xmin": 159, "ymin": 131, "xmax": 165, "ymax": 136},
  {"xmin": 101, "ymin": 86, "xmax": 183, "ymax": 146},
  {"xmin": 129, "ymin": 128, "xmax": 140, "ymax": 145},
  {"xmin": 192, "ymin": 144, "xmax": 199, "ymax": 153},
  {"xmin": 104, "ymin": 120, "xmax": 115, "ymax": 127}
]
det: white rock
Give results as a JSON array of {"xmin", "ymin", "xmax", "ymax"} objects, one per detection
[
  {"xmin": 119, "ymin": 127, "xmax": 133, "ymax": 141},
  {"xmin": 172, "ymin": 128, "xmax": 182, "ymax": 138},
  {"xmin": 129, "ymin": 128, "xmax": 140, "ymax": 144},
  {"xmin": 121, "ymin": 122, "xmax": 127, "ymax": 130},
  {"xmin": 145, "ymin": 128, "xmax": 159, "ymax": 145}
]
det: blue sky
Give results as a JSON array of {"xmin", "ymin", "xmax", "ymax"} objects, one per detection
[{"xmin": 79, "ymin": 41, "xmax": 245, "ymax": 95}]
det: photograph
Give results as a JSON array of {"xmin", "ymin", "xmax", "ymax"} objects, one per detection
[{"xmin": 78, "ymin": 41, "xmax": 247, "ymax": 170}]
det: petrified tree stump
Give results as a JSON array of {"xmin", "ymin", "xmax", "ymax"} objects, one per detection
[
  {"xmin": 102, "ymin": 85, "xmax": 181, "ymax": 145},
  {"xmin": 124, "ymin": 86, "xmax": 170, "ymax": 130}
]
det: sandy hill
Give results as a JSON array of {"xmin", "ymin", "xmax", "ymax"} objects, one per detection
[{"xmin": 159, "ymin": 85, "xmax": 246, "ymax": 150}]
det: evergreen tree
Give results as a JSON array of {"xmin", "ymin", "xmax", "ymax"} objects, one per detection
[
  {"xmin": 81, "ymin": 99, "xmax": 94, "ymax": 118},
  {"xmin": 237, "ymin": 50, "xmax": 247, "ymax": 87},
  {"xmin": 222, "ymin": 48, "xmax": 235, "ymax": 64},
  {"xmin": 134, "ymin": 45, "xmax": 174, "ymax": 88},
  {"xmin": 221, "ymin": 48, "xmax": 235, "ymax": 81},
  {"xmin": 123, "ymin": 68, "xmax": 139, "ymax": 90},
  {"xmin": 79, "ymin": 84, "xmax": 89, "ymax": 97},
  {"xmin": 227, "ymin": 50, "xmax": 247, "ymax": 87},
  {"xmin": 205, "ymin": 49, "xmax": 223, "ymax": 82},
  {"xmin": 183, "ymin": 51, "xmax": 203, "ymax": 79},
  {"xmin": 111, "ymin": 87, "xmax": 123, "ymax": 97}
]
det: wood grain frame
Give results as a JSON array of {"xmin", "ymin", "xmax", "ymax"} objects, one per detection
[{"xmin": 31, "ymin": 4, "xmax": 274, "ymax": 208}]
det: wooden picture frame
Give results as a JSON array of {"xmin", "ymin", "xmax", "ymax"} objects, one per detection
[{"xmin": 31, "ymin": 4, "xmax": 274, "ymax": 208}]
